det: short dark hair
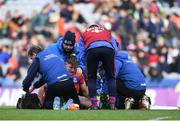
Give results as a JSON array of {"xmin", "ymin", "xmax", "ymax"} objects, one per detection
[
  {"xmin": 28, "ymin": 45, "xmax": 43, "ymax": 57},
  {"xmin": 66, "ymin": 55, "xmax": 78, "ymax": 68}
]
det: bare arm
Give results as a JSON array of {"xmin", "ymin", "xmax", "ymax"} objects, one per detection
[{"xmin": 80, "ymin": 82, "xmax": 89, "ymax": 97}]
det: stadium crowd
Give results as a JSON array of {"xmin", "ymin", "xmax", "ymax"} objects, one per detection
[{"xmin": 0, "ymin": 0, "xmax": 180, "ymax": 88}]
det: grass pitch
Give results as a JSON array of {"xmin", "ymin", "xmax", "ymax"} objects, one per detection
[{"xmin": 0, "ymin": 107, "xmax": 180, "ymax": 120}]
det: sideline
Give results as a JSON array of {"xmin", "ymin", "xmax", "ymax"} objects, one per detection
[{"xmin": 147, "ymin": 116, "xmax": 170, "ymax": 121}]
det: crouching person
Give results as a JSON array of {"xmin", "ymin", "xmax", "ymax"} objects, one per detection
[
  {"xmin": 22, "ymin": 45, "xmax": 80, "ymax": 109},
  {"xmin": 115, "ymin": 51, "xmax": 151, "ymax": 110}
]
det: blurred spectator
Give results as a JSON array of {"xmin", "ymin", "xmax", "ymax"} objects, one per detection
[
  {"xmin": 147, "ymin": 47, "xmax": 159, "ymax": 65},
  {"xmin": 149, "ymin": 0, "xmax": 159, "ymax": 14},
  {"xmin": 31, "ymin": 4, "xmax": 51, "ymax": 28},
  {"xmin": 167, "ymin": 47, "xmax": 179, "ymax": 64},
  {"xmin": 148, "ymin": 64, "xmax": 163, "ymax": 82},
  {"xmin": 0, "ymin": 18, "xmax": 4, "ymax": 38},
  {"xmin": 8, "ymin": 10, "xmax": 29, "ymax": 39},
  {"xmin": 0, "ymin": 65, "xmax": 4, "ymax": 86},
  {"xmin": 168, "ymin": 55, "xmax": 180, "ymax": 73},
  {"xmin": 148, "ymin": 13, "xmax": 164, "ymax": 37},
  {"xmin": 168, "ymin": 13, "xmax": 180, "ymax": 47},
  {"xmin": 156, "ymin": 36, "xmax": 168, "ymax": 56},
  {"xmin": 6, "ymin": 56, "xmax": 21, "ymax": 82},
  {"xmin": 157, "ymin": 55, "xmax": 169, "ymax": 73},
  {"xmin": 18, "ymin": 48, "xmax": 29, "ymax": 68},
  {"xmin": 0, "ymin": 10, "xmax": 11, "ymax": 38},
  {"xmin": 17, "ymin": 25, "xmax": 31, "ymax": 39},
  {"xmin": 60, "ymin": 2, "xmax": 86, "ymax": 24},
  {"xmin": 0, "ymin": 0, "xmax": 179, "ymax": 87},
  {"xmin": 0, "ymin": 65, "xmax": 3, "ymax": 77},
  {"xmin": 0, "ymin": 45, "xmax": 11, "ymax": 64},
  {"xmin": 137, "ymin": 50, "xmax": 148, "ymax": 70},
  {"xmin": 115, "ymin": 9, "xmax": 133, "ymax": 49},
  {"xmin": 0, "ymin": 0, "xmax": 6, "ymax": 6}
]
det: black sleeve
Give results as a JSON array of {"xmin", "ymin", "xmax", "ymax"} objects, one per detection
[
  {"xmin": 22, "ymin": 58, "xmax": 39, "ymax": 92},
  {"xmin": 33, "ymin": 76, "xmax": 46, "ymax": 89}
]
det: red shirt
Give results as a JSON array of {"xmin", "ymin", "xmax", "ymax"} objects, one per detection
[
  {"xmin": 82, "ymin": 26, "xmax": 111, "ymax": 48},
  {"xmin": 148, "ymin": 54, "xmax": 159, "ymax": 65},
  {"xmin": 72, "ymin": 73, "xmax": 85, "ymax": 94}
]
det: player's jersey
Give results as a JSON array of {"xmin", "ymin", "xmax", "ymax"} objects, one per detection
[
  {"xmin": 72, "ymin": 73, "xmax": 85, "ymax": 94},
  {"xmin": 82, "ymin": 26, "xmax": 111, "ymax": 48}
]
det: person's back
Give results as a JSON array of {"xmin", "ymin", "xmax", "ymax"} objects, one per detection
[
  {"xmin": 46, "ymin": 42, "xmax": 60, "ymax": 56},
  {"xmin": 115, "ymin": 51, "xmax": 146, "ymax": 90},
  {"xmin": 82, "ymin": 25, "xmax": 111, "ymax": 48},
  {"xmin": 22, "ymin": 45, "xmax": 80, "ymax": 109},
  {"xmin": 79, "ymin": 24, "xmax": 117, "ymax": 110},
  {"xmin": 37, "ymin": 49, "xmax": 71, "ymax": 85},
  {"xmin": 80, "ymin": 25, "xmax": 118, "ymax": 51},
  {"xmin": 115, "ymin": 51, "xmax": 149, "ymax": 109}
]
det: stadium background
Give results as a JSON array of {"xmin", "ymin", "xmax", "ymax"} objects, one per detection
[{"xmin": 0, "ymin": 0, "xmax": 180, "ymax": 109}]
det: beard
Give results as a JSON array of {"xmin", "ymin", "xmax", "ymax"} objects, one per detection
[{"xmin": 62, "ymin": 44, "xmax": 74, "ymax": 55}]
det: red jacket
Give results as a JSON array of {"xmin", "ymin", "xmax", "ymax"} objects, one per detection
[{"xmin": 82, "ymin": 26, "xmax": 111, "ymax": 48}]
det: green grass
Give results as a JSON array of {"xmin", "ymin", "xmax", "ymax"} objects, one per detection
[{"xmin": 0, "ymin": 107, "xmax": 180, "ymax": 120}]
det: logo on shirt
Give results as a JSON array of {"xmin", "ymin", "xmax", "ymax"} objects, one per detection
[
  {"xmin": 57, "ymin": 74, "xmax": 68, "ymax": 80},
  {"xmin": 44, "ymin": 54, "xmax": 58, "ymax": 61},
  {"xmin": 73, "ymin": 77, "xmax": 78, "ymax": 83},
  {"xmin": 140, "ymin": 83, "xmax": 146, "ymax": 86}
]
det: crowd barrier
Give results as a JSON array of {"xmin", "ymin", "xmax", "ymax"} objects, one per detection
[{"xmin": 146, "ymin": 78, "xmax": 180, "ymax": 88}]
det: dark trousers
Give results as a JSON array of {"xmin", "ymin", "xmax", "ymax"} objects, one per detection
[
  {"xmin": 86, "ymin": 47, "xmax": 116, "ymax": 97},
  {"xmin": 116, "ymin": 80, "xmax": 145, "ymax": 109},
  {"xmin": 43, "ymin": 78, "xmax": 80, "ymax": 109}
]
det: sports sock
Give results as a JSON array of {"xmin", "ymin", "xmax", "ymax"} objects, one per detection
[{"xmin": 90, "ymin": 96, "xmax": 99, "ymax": 107}]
